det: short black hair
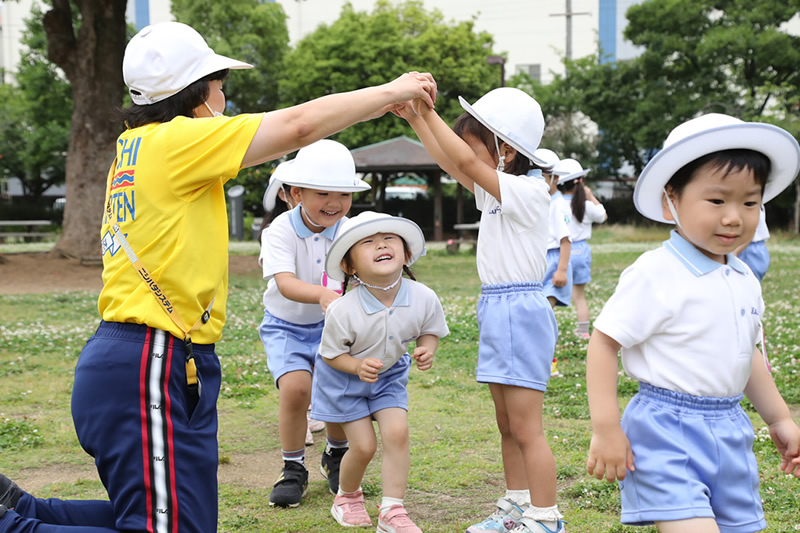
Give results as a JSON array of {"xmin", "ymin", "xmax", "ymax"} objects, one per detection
[
  {"xmin": 666, "ymin": 149, "xmax": 771, "ymax": 196},
  {"xmin": 119, "ymin": 69, "xmax": 229, "ymax": 128},
  {"xmin": 452, "ymin": 112, "xmax": 535, "ymax": 176}
]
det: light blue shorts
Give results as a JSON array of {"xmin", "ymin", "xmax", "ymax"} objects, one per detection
[
  {"xmin": 310, "ymin": 353, "xmax": 410, "ymax": 423},
  {"xmin": 620, "ymin": 382, "xmax": 765, "ymax": 532},
  {"xmin": 738, "ymin": 240, "xmax": 770, "ymax": 282},
  {"xmin": 259, "ymin": 308, "xmax": 323, "ymax": 387},
  {"xmin": 476, "ymin": 282, "xmax": 558, "ymax": 391},
  {"xmin": 543, "ymin": 247, "xmax": 573, "ymax": 306},
  {"xmin": 569, "ymin": 239, "xmax": 592, "ymax": 285}
]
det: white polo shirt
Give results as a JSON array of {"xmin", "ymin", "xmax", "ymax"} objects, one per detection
[
  {"xmin": 319, "ymin": 279, "xmax": 449, "ymax": 372},
  {"xmin": 473, "ymin": 169, "xmax": 551, "ymax": 285},
  {"xmin": 594, "ymin": 231, "xmax": 764, "ymax": 398},
  {"xmin": 546, "ymin": 191, "xmax": 572, "ymax": 250},
  {"xmin": 563, "ymin": 196, "xmax": 606, "ymax": 242},
  {"xmin": 260, "ymin": 206, "xmax": 345, "ymax": 325}
]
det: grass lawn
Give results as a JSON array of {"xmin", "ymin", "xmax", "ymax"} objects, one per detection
[{"xmin": 1, "ymin": 225, "xmax": 798, "ymax": 532}]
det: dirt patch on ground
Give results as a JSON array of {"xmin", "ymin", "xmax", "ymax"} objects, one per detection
[{"xmin": 0, "ymin": 252, "xmax": 259, "ymax": 295}]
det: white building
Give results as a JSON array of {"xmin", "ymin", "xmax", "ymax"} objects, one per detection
[{"xmin": 2, "ymin": 0, "xmax": 649, "ymax": 86}]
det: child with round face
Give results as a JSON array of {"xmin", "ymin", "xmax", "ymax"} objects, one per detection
[
  {"xmin": 311, "ymin": 211, "xmax": 449, "ymax": 531},
  {"xmin": 587, "ymin": 114, "xmax": 800, "ymax": 532},
  {"xmin": 258, "ymin": 139, "xmax": 371, "ymax": 508}
]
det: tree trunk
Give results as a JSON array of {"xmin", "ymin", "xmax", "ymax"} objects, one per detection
[{"xmin": 43, "ymin": 0, "xmax": 127, "ymax": 260}]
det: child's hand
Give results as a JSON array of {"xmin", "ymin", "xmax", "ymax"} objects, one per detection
[
  {"xmin": 357, "ymin": 357, "xmax": 383, "ymax": 383},
  {"xmin": 768, "ymin": 419, "xmax": 800, "ymax": 477},
  {"xmin": 411, "ymin": 346, "xmax": 434, "ymax": 371},
  {"xmin": 319, "ymin": 288, "xmax": 341, "ymax": 313},
  {"xmin": 387, "ymin": 71, "xmax": 437, "ymax": 109},
  {"xmin": 410, "ymin": 97, "xmax": 431, "ymax": 116},
  {"xmin": 553, "ymin": 269, "xmax": 568, "ymax": 288},
  {"xmin": 587, "ymin": 427, "xmax": 635, "ymax": 482},
  {"xmin": 392, "ymin": 101, "xmax": 416, "ymax": 121}
]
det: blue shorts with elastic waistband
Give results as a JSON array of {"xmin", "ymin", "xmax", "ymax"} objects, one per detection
[
  {"xmin": 259, "ymin": 308, "xmax": 324, "ymax": 387},
  {"xmin": 476, "ymin": 282, "xmax": 557, "ymax": 391},
  {"xmin": 620, "ymin": 382, "xmax": 765, "ymax": 532},
  {"xmin": 570, "ymin": 239, "xmax": 592, "ymax": 285}
]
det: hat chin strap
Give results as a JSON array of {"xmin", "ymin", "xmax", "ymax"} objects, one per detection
[
  {"xmin": 352, "ymin": 273, "xmax": 402, "ymax": 291},
  {"xmin": 494, "ymin": 135, "xmax": 505, "ymax": 172},
  {"xmin": 662, "ymin": 188, "xmax": 683, "ymax": 229},
  {"xmin": 300, "ymin": 203, "xmax": 325, "ymax": 229}
]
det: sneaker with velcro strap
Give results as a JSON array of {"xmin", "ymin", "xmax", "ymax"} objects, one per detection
[
  {"xmin": 0, "ymin": 475, "xmax": 23, "ymax": 510},
  {"xmin": 466, "ymin": 497, "xmax": 525, "ymax": 532},
  {"xmin": 268, "ymin": 461, "xmax": 308, "ymax": 508},
  {"xmin": 509, "ymin": 517, "xmax": 566, "ymax": 533},
  {"xmin": 320, "ymin": 446, "xmax": 348, "ymax": 495}
]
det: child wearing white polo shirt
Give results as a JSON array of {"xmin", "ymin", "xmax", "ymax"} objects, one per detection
[
  {"xmin": 586, "ymin": 114, "xmax": 800, "ymax": 532},
  {"xmin": 311, "ymin": 211, "xmax": 448, "ymax": 532},
  {"xmin": 555, "ymin": 159, "xmax": 606, "ymax": 339},
  {"xmin": 259, "ymin": 139, "xmax": 370, "ymax": 508},
  {"xmin": 400, "ymin": 89, "xmax": 566, "ymax": 533}
]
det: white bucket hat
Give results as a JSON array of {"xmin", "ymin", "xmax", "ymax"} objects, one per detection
[
  {"xmin": 634, "ymin": 113, "xmax": 800, "ymax": 223},
  {"xmin": 324, "ymin": 211, "xmax": 426, "ymax": 282},
  {"xmin": 554, "ymin": 158, "xmax": 591, "ymax": 185},
  {"xmin": 533, "ymin": 148, "xmax": 560, "ymax": 171},
  {"xmin": 459, "ymin": 88, "xmax": 547, "ymax": 167},
  {"xmin": 123, "ymin": 22, "xmax": 253, "ymax": 105},
  {"xmin": 281, "ymin": 139, "xmax": 371, "ymax": 192},
  {"xmin": 262, "ymin": 161, "xmax": 293, "ymax": 212}
]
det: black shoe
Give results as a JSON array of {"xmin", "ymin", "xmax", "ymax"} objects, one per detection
[
  {"xmin": 0, "ymin": 475, "xmax": 23, "ymax": 509},
  {"xmin": 0, "ymin": 504, "xmax": 6, "ymax": 519},
  {"xmin": 319, "ymin": 446, "xmax": 348, "ymax": 495},
  {"xmin": 268, "ymin": 461, "xmax": 308, "ymax": 508}
]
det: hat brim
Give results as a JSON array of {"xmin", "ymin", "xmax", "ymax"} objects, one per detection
[
  {"xmin": 458, "ymin": 96, "xmax": 548, "ymax": 167},
  {"xmin": 279, "ymin": 160, "xmax": 371, "ymax": 192},
  {"xmin": 325, "ymin": 218, "xmax": 426, "ymax": 282},
  {"xmin": 557, "ymin": 169, "xmax": 591, "ymax": 185},
  {"xmin": 262, "ymin": 178, "xmax": 283, "ymax": 212},
  {"xmin": 635, "ymin": 122, "xmax": 800, "ymax": 223}
]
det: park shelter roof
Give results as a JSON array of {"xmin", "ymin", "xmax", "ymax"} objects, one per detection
[{"xmin": 350, "ymin": 136, "xmax": 440, "ymax": 173}]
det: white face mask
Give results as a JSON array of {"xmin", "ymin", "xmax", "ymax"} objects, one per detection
[{"xmin": 203, "ymin": 101, "xmax": 223, "ymax": 118}]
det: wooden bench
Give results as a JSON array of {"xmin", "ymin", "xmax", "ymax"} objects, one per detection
[
  {"xmin": 0, "ymin": 220, "xmax": 55, "ymax": 242},
  {"xmin": 448, "ymin": 222, "xmax": 480, "ymax": 253}
]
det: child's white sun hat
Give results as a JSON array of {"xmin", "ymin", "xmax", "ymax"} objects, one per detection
[
  {"xmin": 533, "ymin": 148, "xmax": 560, "ymax": 170},
  {"xmin": 280, "ymin": 139, "xmax": 371, "ymax": 192},
  {"xmin": 634, "ymin": 113, "xmax": 800, "ymax": 223},
  {"xmin": 123, "ymin": 22, "xmax": 253, "ymax": 105},
  {"xmin": 262, "ymin": 161, "xmax": 293, "ymax": 212},
  {"xmin": 554, "ymin": 158, "xmax": 591, "ymax": 185},
  {"xmin": 325, "ymin": 211, "xmax": 426, "ymax": 282},
  {"xmin": 459, "ymin": 88, "xmax": 547, "ymax": 167}
]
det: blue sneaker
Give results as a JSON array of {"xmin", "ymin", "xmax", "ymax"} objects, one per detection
[
  {"xmin": 466, "ymin": 498, "xmax": 525, "ymax": 532},
  {"xmin": 509, "ymin": 517, "xmax": 566, "ymax": 533}
]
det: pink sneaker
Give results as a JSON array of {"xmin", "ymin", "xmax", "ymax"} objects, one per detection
[
  {"xmin": 377, "ymin": 505, "xmax": 422, "ymax": 533},
  {"xmin": 331, "ymin": 490, "xmax": 372, "ymax": 527}
]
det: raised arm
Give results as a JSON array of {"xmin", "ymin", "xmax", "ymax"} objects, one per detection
[
  {"xmin": 586, "ymin": 329, "xmax": 635, "ymax": 482},
  {"xmin": 405, "ymin": 101, "xmax": 503, "ymax": 201},
  {"xmin": 242, "ymin": 73, "xmax": 437, "ymax": 168}
]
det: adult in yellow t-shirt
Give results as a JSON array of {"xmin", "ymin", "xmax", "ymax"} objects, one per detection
[{"xmin": 0, "ymin": 21, "xmax": 437, "ymax": 533}]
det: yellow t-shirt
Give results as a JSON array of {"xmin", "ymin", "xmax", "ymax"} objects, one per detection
[{"xmin": 99, "ymin": 114, "xmax": 263, "ymax": 344}]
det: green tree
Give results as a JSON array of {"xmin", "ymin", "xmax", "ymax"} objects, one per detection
[
  {"xmin": 279, "ymin": 0, "xmax": 501, "ymax": 149},
  {"xmin": 41, "ymin": 0, "xmax": 128, "ymax": 260},
  {"xmin": 0, "ymin": 5, "xmax": 72, "ymax": 202},
  {"xmin": 170, "ymin": 0, "xmax": 290, "ymax": 114}
]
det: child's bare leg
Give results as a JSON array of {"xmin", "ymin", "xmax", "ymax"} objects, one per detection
[
  {"xmin": 338, "ymin": 417, "xmax": 377, "ymax": 493},
  {"xmin": 373, "ymin": 408, "xmax": 410, "ymax": 498},
  {"xmin": 276, "ymin": 370, "xmax": 312, "ymax": 451},
  {"xmin": 488, "ymin": 383, "xmax": 528, "ymax": 490},
  {"xmin": 573, "ymin": 283, "xmax": 589, "ymax": 323},
  {"xmin": 503, "ymin": 386, "xmax": 556, "ymax": 506},
  {"xmin": 656, "ymin": 518, "xmax": 720, "ymax": 533}
]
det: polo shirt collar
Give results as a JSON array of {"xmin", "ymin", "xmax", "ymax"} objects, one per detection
[
  {"xmin": 664, "ymin": 230, "xmax": 748, "ymax": 276},
  {"xmin": 289, "ymin": 206, "xmax": 339, "ymax": 240},
  {"xmin": 356, "ymin": 279, "xmax": 410, "ymax": 315},
  {"xmin": 526, "ymin": 169, "xmax": 544, "ymax": 179}
]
